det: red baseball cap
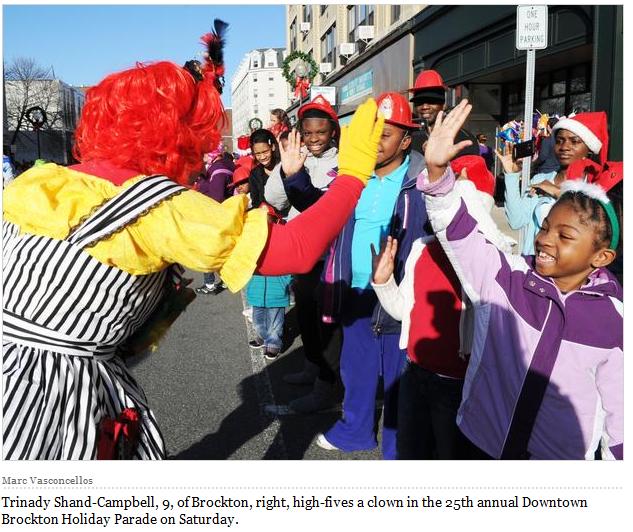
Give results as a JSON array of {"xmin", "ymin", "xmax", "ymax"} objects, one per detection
[
  {"xmin": 409, "ymin": 69, "xmax": 447, "ymax": 93},
  {"xmin": 229, "ymin": 163, "xmax": 252, "ymax": 188},
  {"xmin": 298, "ymin": 95, "xmax": 339, "ymax": 123},
  {"xmin": 235, "ymin": 155, "xmax": 255, "ymax": 170},
  {"xmin": 376, "ymin": 92, "xmax": 418, "ymax": 130}
]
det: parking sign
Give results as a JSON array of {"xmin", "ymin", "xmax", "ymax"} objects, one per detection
[{"xmin": 516, "ymin": 5, "xmax": 548, "ymax": 50}]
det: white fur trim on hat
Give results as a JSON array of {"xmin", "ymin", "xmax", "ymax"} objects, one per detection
[
  {"xmin": 553, "ymin": 118, "xmax": 602, "ymax": 154},
  {"xmin": 560, "ymin": 180, "xmax": 610, "ymax": 204}
]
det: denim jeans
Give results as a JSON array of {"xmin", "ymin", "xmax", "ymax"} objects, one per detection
[{"xmin": 252, "ymin": 306, "xmax": 285, "ymax": 351}]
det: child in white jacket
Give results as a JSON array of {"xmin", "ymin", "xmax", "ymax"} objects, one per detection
[{"xmin": 371, "ymin": 167, "xmax": 514, "ymax": 459}]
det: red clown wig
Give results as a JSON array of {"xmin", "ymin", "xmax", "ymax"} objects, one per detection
[{"xmin": 74, "ymin": 21, "xmax": 229, "ymax": 186}]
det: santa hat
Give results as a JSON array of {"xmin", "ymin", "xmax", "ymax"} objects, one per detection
[
  {"xmin": 450, "ymin": 155, "xmax": 495, "ymax": 197},
  {"xmin": 559, "ymin": 180, "xmax": 620, "ymax": 249},
  {"xmin": 593, "ymin": 161, "xmax": 623, "ymax": 193},
  {"xmin": 237, "ymin": 135, "xmax": 250, "ymax": 151},
  {"xmin": 566, "ymin": 157, "xmax": 622, "ymax": 193},
  {"xmin": 235, "ymin": 135, "xmax": 251, "ymax": 157},
  {"xmin": 552, "ymin": 111, "xmax": 609, "ymax": 166}
]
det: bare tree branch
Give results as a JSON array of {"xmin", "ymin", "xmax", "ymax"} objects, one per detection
[{"xmin": 3, "ymin": 57, "xmax": 63, "ymax": 145}]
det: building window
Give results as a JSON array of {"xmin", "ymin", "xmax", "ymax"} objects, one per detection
[
  {"xmin": 320, "ymin": 5, "xmax": 327, "ymax": 16},
  {"xmin": 303, "ymin": 5, "xmax": 312, "ymax": 24},
  {"xmin": 321, "ymin": 23, "xmax": 337, "ymax": 69},
  {"xmin": 269, "ymin": 76, "xmax": 274, "ymax": 81},
  {"xmin": 253, "ymin": 74, "xmax": 258, "ymax": 82},
  {"xmin": 505, "ymin": 63, "xmax": 591, "ymax": 119},
  {"xmin": 391, "ymin": 5, "xmax": 401, "ymax": 24},
  {"xmin": 347, "ymin": 6, "xmax": 355, "ymax": 43},
  {"xmin": 265, "ymin": 50, "xmax": 277, "ymax": 68},
  {"xmin": 290, "ymin": 18, "xmax": 297, "ymax": 53},
  {"xmin": 347, "ymin": 5, "xmax": 374, "ymax": 42},
  {"xmin": 366, "ymin": 5, "xmax": 374, "ymax": 26}
]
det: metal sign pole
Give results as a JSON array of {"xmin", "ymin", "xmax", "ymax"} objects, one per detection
[
  {"xmin": 519, "ymin": 48, "xmax": 536, "ymax": 251},
  {"xmin": 515, "ymin": 4, "xmax": 548, "ymax": 253}
]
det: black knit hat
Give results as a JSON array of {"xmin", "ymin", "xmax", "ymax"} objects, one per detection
[{"xmin": 410, "ymin": 87, "xmax": 446, "ymax": 104}]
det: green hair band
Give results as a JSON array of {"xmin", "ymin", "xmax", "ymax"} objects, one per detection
[{"xmin": 559, "ymin": 180, "xmax": 620, "ymax": 250}]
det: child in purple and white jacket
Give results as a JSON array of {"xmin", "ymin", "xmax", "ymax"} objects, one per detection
[{"xmin": 416, "ymin": 100, "xmax": 623, "ymax": 460}]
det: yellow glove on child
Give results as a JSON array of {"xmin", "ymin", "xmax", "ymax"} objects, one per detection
[{"xmin": 337, "ymin": 98, "xmax": 385, "ymax": 185}]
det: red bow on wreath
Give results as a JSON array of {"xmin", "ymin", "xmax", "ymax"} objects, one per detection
[
  {"xmin": 294, "ymin": 76, "xmax": 310, "ymax": 100},
  {"xmin": 97, "ymin": 408, "xmax": 141, "ymax": 460}
]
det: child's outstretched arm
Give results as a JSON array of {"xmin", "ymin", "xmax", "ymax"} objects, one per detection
[
  {"xmin": 495, "ymin": 145, "xmax": 537, "ymax": 230},
  {"xmin": 419, "ymin": 100, "xmax": 515, "ymax": 304},
  {"xmin": 503, "ymin": 172, "xmax": 540, "ymax": 230},
  {"xmin": 258, "ymin": 99, "xmax": 383, "ymax": 275}
]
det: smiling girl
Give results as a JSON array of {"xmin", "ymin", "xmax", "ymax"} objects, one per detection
[
  {"xmin": 499, "ymin": 112, "xmax": 609, "ymax": 255},
  {"xmin": 417, "ymin": 100, "xmax": 622, "ymax": 460},
  {"xmin": 248, "ymin": 129, "xmax": 280, "ymax": 209}
]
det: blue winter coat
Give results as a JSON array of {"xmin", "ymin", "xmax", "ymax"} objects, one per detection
[{"xmin": 283, "ymin": 150, "xmax": 430, "ymax": 334}]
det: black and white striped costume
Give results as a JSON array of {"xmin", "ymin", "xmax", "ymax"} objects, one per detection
[{"xmin": 3, "ymin": 175, "xmax": 185, "ymax": 459}]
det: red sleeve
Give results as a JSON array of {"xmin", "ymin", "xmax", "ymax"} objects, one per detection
[{"xmin": 257, "ymin": 175, "xmax": 363, "ymax": 275}]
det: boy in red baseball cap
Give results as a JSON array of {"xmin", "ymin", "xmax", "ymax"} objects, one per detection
[
  {"xmin": 309, "ymin": 92, "xmax": 431, "ymax": 457},
  {"xmin": 263, "ymin": 94, "xmax": 343, "ymax": 410},
  {"xmin": 265, "ymin": 95, "xmax": 340, "ymax": 217},
  {"xmin": 408, "ymin": 69, "xmax": 479, "ymax": 159}
]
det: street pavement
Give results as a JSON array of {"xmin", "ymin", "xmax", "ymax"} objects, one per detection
[
  {"xmin": 130, "ymin": 206, "xmax": 517, "ymax": 461},
  {"xmin": 130, "ymin": 271, "xmax": 381, "ymax": 461}
]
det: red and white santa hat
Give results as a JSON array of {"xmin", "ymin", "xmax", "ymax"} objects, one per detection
[
  {"xmin": 450, "ymin": 155, "xmax": 495, "ymax": 197},
  {"xmin": 552, "ymin": 111, "xmax": 609, "ymax": 166}
]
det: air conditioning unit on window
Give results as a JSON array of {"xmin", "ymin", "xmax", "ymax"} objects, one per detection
[
  {"xmin": 339, "ymin": 43, "xmax": 356, "ymax": 57},
  {"xmin": 358, "ymin": 25, "xmax": 375, "ymax": 42},
  {"xmin": 319, "ymin": 63, "xmax": 332, "ymax": 74},
  {"xmin": 300, "ymin": 22, "xmax": 311, "ymax": 33}
]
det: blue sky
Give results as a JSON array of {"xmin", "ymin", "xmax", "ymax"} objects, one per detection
[{"xmin": 2, "ymin": 4, "xmax": 287, "ymax": 106}]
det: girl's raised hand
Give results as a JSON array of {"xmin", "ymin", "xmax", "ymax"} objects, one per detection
[
  {"xmin": 371, "ymin": 236, "xmax": 398, "ymax": 285},
  {"xmin": 424, "ymin": 99, "xmax": 473, "ymax": 181},
  {"xmin": 495, "ymin": 143, "xmax": 521, "ymax": 174},
  {"xmin": 279, "ymin": 128, "xmax": 307, "ymax": 177}
]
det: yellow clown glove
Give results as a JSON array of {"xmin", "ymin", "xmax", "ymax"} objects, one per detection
[{"xmin": 337, "ymin": 98, "xmax": 385, "ymax": 185}]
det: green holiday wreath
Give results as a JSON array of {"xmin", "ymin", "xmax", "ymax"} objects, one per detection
[{"xmin": 282, "ymin": 51, "xmax": 319, "ymax": 87}]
